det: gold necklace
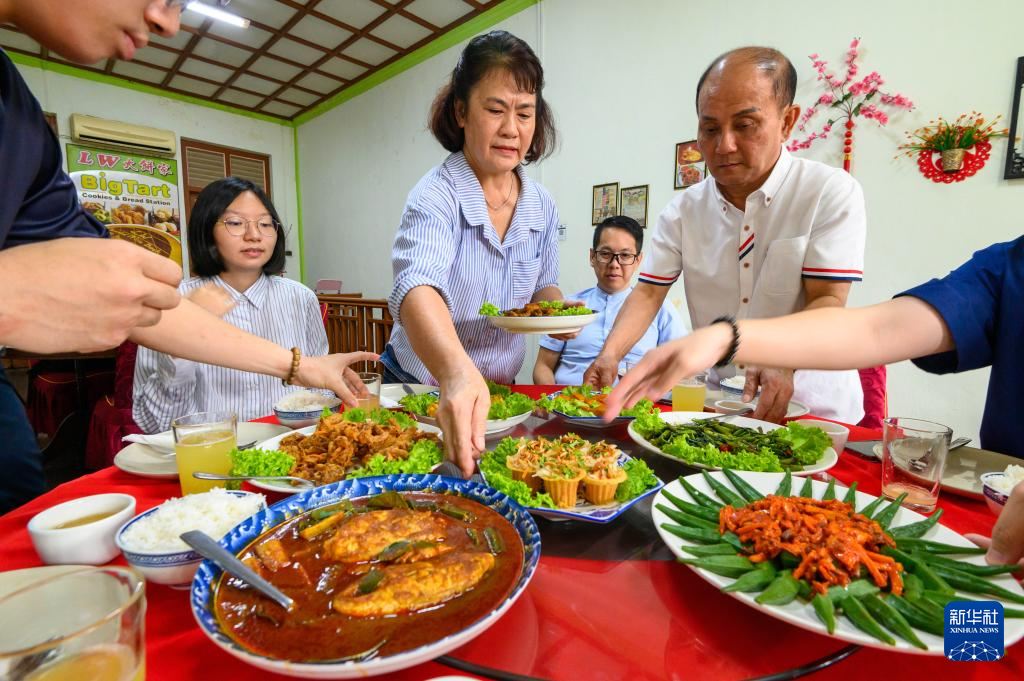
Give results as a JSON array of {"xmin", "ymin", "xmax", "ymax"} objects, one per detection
[{"xmin": 485, "ymin": 173, "xmax": 516, "ymax": 211}]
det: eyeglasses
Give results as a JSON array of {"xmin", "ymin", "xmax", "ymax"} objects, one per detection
[
  {"xmin": 593, "ymin": 250, "xmax": 639, "ymax": 265},
  {"xmin": 218, "ymin": 217, "xmax": 280, "ymax": 237}
]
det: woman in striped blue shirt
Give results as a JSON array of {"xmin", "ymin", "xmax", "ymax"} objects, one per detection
[
  {"xmin": 384, "ymin": 31, "xmax": 569, "ymax": 476},
  {"xmin": 134, "ymin": 177, "xmax": 360, "ymax": 432}
]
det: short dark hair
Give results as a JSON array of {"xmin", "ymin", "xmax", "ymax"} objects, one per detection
[
  {"xmin": 188, "ymin": 176, "xmax": 286, "ymax": 278},
  {"xmin": 695, "ymin": 46, "xmax": 797, "ymax": 112},
  {"xmin": 593, "ymin": 215, "xmax": 644, "ymax": 252},
  {"xmin": 429, "ymin": 30, "xmax": 557, "ymax": 164}
]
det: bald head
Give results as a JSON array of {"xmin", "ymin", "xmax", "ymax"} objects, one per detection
[{"xmin": 696, "ymin": 47, "xmax": 796, "ymax": 113}]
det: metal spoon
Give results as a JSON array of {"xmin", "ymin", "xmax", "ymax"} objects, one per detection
[
  {"xmin": 192, "ymin": 471, "xmax": 315, "ymax": 489},
  {"xmin": 908, "ymin": 436, "xmax": 972, "ymax": 472},
  {"xmin": 701, "ymin": 407, "xmax": 754, "ymax": 422},
  {"xmin": 180, "ymin": 530, "xmax": 295, "ymax": 612}
]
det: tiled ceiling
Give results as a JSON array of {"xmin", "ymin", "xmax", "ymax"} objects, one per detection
[{"xmin": 0, "ymin": 0, "xmax": 499, "ymax": 122}]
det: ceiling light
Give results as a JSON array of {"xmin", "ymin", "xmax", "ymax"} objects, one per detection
[{"xmin": 185, "ymin": 1, "xmax": 250, "ymax": 28}]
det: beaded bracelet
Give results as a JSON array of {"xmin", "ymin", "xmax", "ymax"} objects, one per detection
[
  {"xmin": 710, "ymin": 316, "xmax": 740, "ymax": 368},
  {"xmin": 282, "ymin": 346, "xmax": 301, "ymax": 386}
]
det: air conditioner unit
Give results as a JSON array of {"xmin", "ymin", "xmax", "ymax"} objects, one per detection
[{"xmin": 70, "ymin": 114, "xmax": 177, "ymax": 157}]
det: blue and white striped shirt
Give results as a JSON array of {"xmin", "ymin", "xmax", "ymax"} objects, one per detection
[
  {"xmin": 133, "ymin": 274, "xmax": 329, "ymax": 433},
  {"xmin": 387, "ymin": 152, "xmax": 561, "ymax": 384}
]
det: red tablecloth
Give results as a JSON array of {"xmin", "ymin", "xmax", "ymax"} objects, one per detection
[{"xmin": 1, "ymin": 385, "xmax": 1018, "ymax": 680}]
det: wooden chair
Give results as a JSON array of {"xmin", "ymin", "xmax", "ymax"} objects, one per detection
[{"xmin": 319, "ymin": 296, "xmax": 394, "ymax": 374}]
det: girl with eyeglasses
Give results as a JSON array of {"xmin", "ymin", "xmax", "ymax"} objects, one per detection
[{"xmin": 133, "ymin": 177, "xmax": 335, "ymax": 432}]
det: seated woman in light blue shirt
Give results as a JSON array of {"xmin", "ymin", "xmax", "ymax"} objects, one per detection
[{"xmin": 534, "ymin": 216, "xmax": 686, "ymax": 385}]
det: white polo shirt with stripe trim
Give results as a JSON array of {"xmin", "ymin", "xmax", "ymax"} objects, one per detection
[{"xmin": 639, "ymin": 147, "xmax": 866, "ymax": 423}]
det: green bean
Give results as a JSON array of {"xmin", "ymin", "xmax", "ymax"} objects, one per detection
[
  {"xmin": 755, "ymin": 570, "xmax": 801, "ymax": 605},
  {"xmin": 722, "ymin": 562, "xmax": 777, "ymax": 592},
  {"xmin": 839, "ymin": 595, "xmax": 895, "ymax": 646},
  {"xmin": 886, "ymin": 595, "xmax": 945, "ymax": 637},
  {"xmin": 882, "ymin": 547, "xmax": 955, "ymax": 596},
  {"xmin": 798, "ymin": 476, "xmax": 814, "ymax": 498},
  {"xmin": 722, "ymin": 468, "xmax": 764, "ymax": 503},
  {"xmin": 902, "ymin": 573, "xmax": 924, "ymax": 602},
  {"xmin": 872, "ymin": 493, "xmax": 908, "ymax": 529},
  {"xmin": 484, "ymin": 527, "xmax": 504, "ymax": 555},
  {"xmin": 701, "ymin": 471, "xmax": 747, "ymax": 507},
  {"xmin": 680, "ymin": 543, "xmax": 738, "ymax": 557},
  {"xmin": 894, "ymin": 537, "xmax": 986, "ymax": 555},
  {"xmin": 779, "ymin": 551, "xmax": 801, "ymax": 569},
  {"xmin": 440, "ymin": 503, "xmax": 474, "ymax": 522},
  {"xmin": 679, "ymin": 477, "xmax": 724, "ymax": 509},
  {"xmin": 661, "ymin": 522, "xmax": 722, "ymax": 545},
  {"xmin": 926, "ymin": 562, "xmax": 1024, "ymax": 605},
  {"xmin": 465, "ymin": 527, "xmax": 482, "ymax": 547},
  {"xmin": 797, "ymin": 579, "xmax": 812, "ymax": 600},
  {"xmin": 679, "ymin": 555, "xmax": 756, "ymax": 579},
  {"xmin": 822, "ymin": 479, "xmax": 837, "ymax": 501},
  {"xmin": 376, "ymin": 541, "xmax": 412, "ymax": 561},
  {"xmin": 925, "ymin": 592, "xmax": 1024, "ymax": 618},
  {"xmin": 858, "ymin": 495, "xmax": 887, "ymax": 518},
  {"xmin": 661, "ymin": 489, "xmax": 721, "ymax": 522},
  {"xmin": 721, "ymin": 531, "xmax": 747, "ymax": 553},
  {"xmin": 775, "ymin": 470, "xmax": 793, "ymax": 497},
  {"xmin": 656, "ymin": 503, "xmax": 720, "ymax": 531},
  {"xmin": 812, "ymin": 592, "xmax": 836, "ymax": 634},
  {"xmin": 889, "ymin": 508, "xmax": 944, "ymax": 539},
  {"xmin": 861, "ymin": 594, "xmax": 927, "ymax": 650},
  {"xmin": 914, "ymin": 551, "xmax": 1022, "ymax": 577},
  {"xmin": 842, "ymin": 481, "xmax": 858, "ymax": 506},
  {"xmin": 827, "ymin": 578, "xmax": 880, "ymax": 604}
]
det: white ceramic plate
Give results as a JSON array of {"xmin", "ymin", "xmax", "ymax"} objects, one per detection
[
  {"xmin": 486, "ymin": 313, "xmax": 597, "ymax": 335},
  {"xmin": 479, "ymin": 451, "xmax": 663, "ymax": 523},
  {"xmin": 869, "ymin": 443, "xmax": 1020, "ymax": 500},
  {"xmin": 114, "ymin": 422, "xmax": 291, "ymax": 479},
  {"xmin": 379, "ymin": 383, "xmax": 436, "ymax": 405},
  {"xmin": 647, "ymin": 386, "xmax": 809, "ymax": 418},
  {"xmin": 652, "ymin": 471, "xmax": 1024, "ymax": 655},
  {"xmin": 246, "ymin": 421, "xmax": 444, "ymax": 493},
  {"xmin": 414, "ymin": 410, "xmax": 533, "ymax": 436},
  {"xmin": 627, "ymin": 411, "xmax": 837, "ymax": 476}
]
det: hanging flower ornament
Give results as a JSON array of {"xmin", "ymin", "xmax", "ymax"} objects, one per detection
[
  {"xmin": 896, "ymin": 113, "xmax": 1008, "ymax": 182},
  {"xmin": 787, "ymin": 38, "xmax": 914, "ymax": 172}
]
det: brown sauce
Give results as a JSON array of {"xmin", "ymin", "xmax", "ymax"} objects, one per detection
[{"xmin": 213, "ymin": 492, "xmax": 524, "ymax": 662}]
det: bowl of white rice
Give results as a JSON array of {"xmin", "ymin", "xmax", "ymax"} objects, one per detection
[
  {"xmin": 980, "ymin": 465, "xmax": 1024, "ymax": 516},
  {"xmin": 115, "ymin": 489, "xmax": 265, "ymax": 587},
  {"xmin": 273, "ymin": 390, "xmax": 342, "ymax": 428}
]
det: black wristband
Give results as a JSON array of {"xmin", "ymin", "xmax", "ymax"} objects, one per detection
[{"xmin": 711, "ymin": 316, "xmax": 740, "ymax": 368}]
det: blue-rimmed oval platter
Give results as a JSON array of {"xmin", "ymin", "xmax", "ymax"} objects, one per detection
[{"xmin": 189, "ymin": 474, "xmax": 541, "ymax": 678}]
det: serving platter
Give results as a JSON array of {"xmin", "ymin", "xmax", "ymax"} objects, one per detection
[
  {"xmin": 479, "ymin": 451, "xmax": 663, "ymax": 524},
  {"xmin": 114, "ymin": 422, "xmax": 290, "ymax": 479},
  {"xmin": 190, "ymin": 474, "xmax": 541, "ymax": 678},
  {"xmin": 486, "ymin": 313, "xmax": 597, "ymax": 335},
  {"xmin": 246, "ymin": 422, "xmax": 443, "ymax": 494},
  {"xmin": 652, "ymin": 471, "xmax": 1024, "ymax": 655},
  {"xmin": 407, "ymin": 391, "xmax": 533, "ymax": 436},
  {"xmin": 627, "ymin": 411, "xmax": 837, "ymax": 475}
]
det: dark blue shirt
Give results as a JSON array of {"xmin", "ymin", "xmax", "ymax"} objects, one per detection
[
  {"xmin": 898, "ymin": 237, "xmax": 1024, "ymax": 458},
  {"xmin": 1, "ymin": 49, "xmax": 105, "ymax": 247}
]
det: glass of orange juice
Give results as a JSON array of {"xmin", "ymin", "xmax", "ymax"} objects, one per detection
[
  {"xmin": 671, "ymin": 372, "xmax": 707, "ymax": 412},
  {"xmin": 172, "ymin": 410, "xmax": 237, "ymax": 495},
  {"xmin": 356, "ymin": 372, "xmax": 382, "ymax": 410},
  {"xmin": 0, "ymin": 566, "xmax": 145, "ymax": 681}
]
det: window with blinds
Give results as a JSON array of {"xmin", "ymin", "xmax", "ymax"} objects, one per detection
[{"xmin": 180, "ymin": 138, "xmax": 272, "ymax": 222}]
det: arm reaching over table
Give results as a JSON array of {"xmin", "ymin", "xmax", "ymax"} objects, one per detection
[
  {"xmin": 0, "ymin": 238, "xmax": 183, "ymax": 353},
  {"xmin": 129, "ymin": 297, "xmax": 376, "ymax": 407},
  {"xmin": 583, "ymin": 282, "xmax": 668, "ymax": 388},
  {"xmin": 604, "ymin": 296, "xmax": 954, "ymax": 419}
]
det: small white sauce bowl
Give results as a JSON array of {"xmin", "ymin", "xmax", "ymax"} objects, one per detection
[{"xmin": 27, "ymin": 493, "xmax": 136, "ymax": 565}]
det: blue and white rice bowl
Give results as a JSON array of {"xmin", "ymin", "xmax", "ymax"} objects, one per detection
[
  {"xmin": 189, "ymin": 474, "xmax": 542, "ymax": 678},
  {"xmin": 273, "ymin": 398, "xmax": 342, "ymax": 429},
  {"xmin": 116, "ymin": 490, "xmax": 265, "ymax": 588},
  {"xmin": 980, "ymin": 472, "xmax": 1010, "ymax": 516}
]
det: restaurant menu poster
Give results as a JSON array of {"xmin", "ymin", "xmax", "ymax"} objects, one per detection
[{"xmin": 67, "ymin": 143, "xmax": 183, "ymax": 266}]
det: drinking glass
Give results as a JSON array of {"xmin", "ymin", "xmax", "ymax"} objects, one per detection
[
  {"xmin": 356, "ymin": 372, "xmax": 381, "ymax": 410},
  {"xmin": 881, "ymin": 417, "xmax": 952, "ymax": 513},
  {"xmin": 0, "ymin": 566, "xmax": 146, "ymax": 681},
  {"xmin": 672, "ymin": 372, "xmax": 707, "ymax": 412},
  {"xmin": 172, "ymin": 411, "xmax": 237, "ymax": 495}
]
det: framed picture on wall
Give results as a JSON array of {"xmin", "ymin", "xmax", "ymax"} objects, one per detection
[
  {"xmin": 674, "ymin": 140, "xmax": 704, "ymax": 189},
  {"xmin": 592, "ymin": 181, "xmax": 618, "ymax": 224},
  {"xmin": 619, "ymin": 184, "xmax": 649, "ymax": 228}
]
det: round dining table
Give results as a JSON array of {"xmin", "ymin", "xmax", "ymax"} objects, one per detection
[{"xmin": 1, "ymin": 385, "xmax": 1019, "ymax": 680}]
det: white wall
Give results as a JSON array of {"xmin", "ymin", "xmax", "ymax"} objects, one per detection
[
  {"xmin": 298, "ymin": 0, "xmax": 1024, "ymax": 444},
  {"xmin": 15, "ymin": 63, "xmax": 300, "ymax": 278}
]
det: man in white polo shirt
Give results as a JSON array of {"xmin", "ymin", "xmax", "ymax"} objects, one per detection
[{"xmin": 584, "ymin": 46, "xmax": 865, "ymax": 424}]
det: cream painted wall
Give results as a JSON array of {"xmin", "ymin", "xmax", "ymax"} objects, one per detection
[
  {"xmin": 14, "ymin": 63, "xmax": 300, "ymax": 278},
  {"xmin": 298, "ymin": 0, "xmax": 1024, "ymax": 444}
]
